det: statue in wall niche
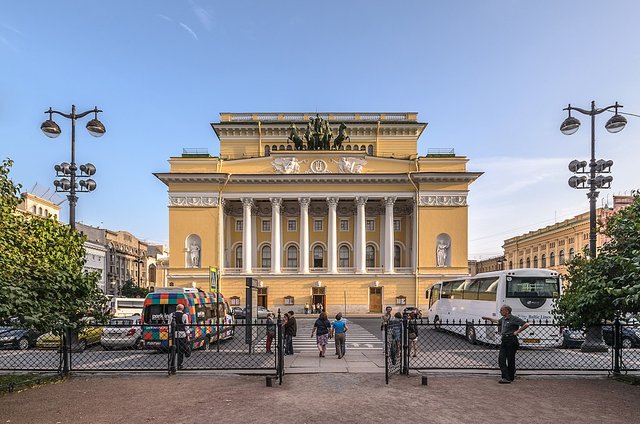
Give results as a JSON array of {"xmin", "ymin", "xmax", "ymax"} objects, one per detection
[
  {"xmin": 189, "ymin": 241, "xmax": 200, "ymax": 268},
  {"xmin": 436, "ymin": 238, "xmax": 450, "ymax": 267}
]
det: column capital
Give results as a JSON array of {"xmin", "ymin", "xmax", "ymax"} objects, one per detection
[
  {"xmin": 269, "ymin": 197, "xmax": 283, "ymax": 208},
  {"xmin": 355, "ymin": 196, "xmax": 368, "ymax": 207},
  {"xmin": 298, "ymin": 197, "xmax": 311, "ymax": 207},
  {"xmin": 241, "ymin": 198, "xmax": 254, "ymax": 208},
  {"xmin": 326, "ymin": 197, "xmax": 339, "ymax": 207},
  {"xmin": 383, "ymin": 196, "xmax": 397, "ymax": 207}
]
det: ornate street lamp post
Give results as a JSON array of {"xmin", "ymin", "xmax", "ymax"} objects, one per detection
[
  {"xmin": 41, "ymin": 105, "xmax": 106, "ymax": 230},
  {"xmin": 560, "ymin": 101, "xmax": 626, "ymax": 259}
]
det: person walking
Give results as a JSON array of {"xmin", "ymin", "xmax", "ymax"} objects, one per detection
[
  {"xmin": 408, "ymin": 312, "xmax": 419, "ymax": 357},
  {"xmin": 304, "ymin": 303, "xmax": 309, "ymax": 315},
  {"xmin": 311, "ymin": 312, "xmax": 332, "ymax": 357},
  {"xmin": 169, "ymin": 303, "xmax": 191, "ymax": 372},
  {"xmin": 331, "ymin": 312, "xmax": 348, "ymax": 358},
  {"xmin": 483, "ymin": 304, "xmax": 529, "ymax": 384},
  {"xmin": 265, "ymin": 313, "xmax": 276, "ymax": 354},
  {"xmin": 284, "ymin": 310, "xmax": 297, "ymax": 355},
  {"xmin": 389, "ymin": 312, "xmax": 402, "ymax": 365}
]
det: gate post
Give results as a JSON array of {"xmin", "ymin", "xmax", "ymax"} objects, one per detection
[
  {"xmin": 384, "ymin": 323, "xmax": 389, "ymax": 384},
  {"xmin": 169, "ymin": 321, "xmax": 177, "ymax": 375},
  {"xmin": 277, "ymin": 309, "xmax": 284, "ymax": 384},
  {"xmin": 62, "ymin": 328, "xmax": 70, "ymax": 376},
  {"xmin": 402, "ymin": 312, "xmax": 409, "ymax": 375},
  {"xmin": 613, "ymin": 317, "xmax": 621, "ymax": 375}
]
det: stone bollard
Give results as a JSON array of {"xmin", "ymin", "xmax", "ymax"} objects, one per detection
[
  {"xmin": 421, "ymin": 375, "xmax": 428, "ymax": 386},
  {"xmin": 266, "ymin": 376, "xmax": 273, "ymax": 387}
]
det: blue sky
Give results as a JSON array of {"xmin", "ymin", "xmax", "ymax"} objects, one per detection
[{"xmin": 1, "ymin": 1, "xmax": 639, "ymax": 258}]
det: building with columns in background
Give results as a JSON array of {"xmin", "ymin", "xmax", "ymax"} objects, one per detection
[{"xmin": 155, "ymin": 112, "xmax": 482, "ymax": 314}]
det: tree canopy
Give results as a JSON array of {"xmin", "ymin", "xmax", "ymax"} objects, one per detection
[
  {"xmin": 554, "ymin": 193, "xmax": 640, "ymax": 327},
  {"xmin": 119, "ymin": 279, "xmax": 150, "ymax": 298},
  {"xmin": 0, "ymin": 159, "xmax": 107, "ymax": 331}
]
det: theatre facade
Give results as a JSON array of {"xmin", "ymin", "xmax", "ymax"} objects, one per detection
[{"xmin": 155, "ymin": 112, "xmax": 482, "ymax": 314}]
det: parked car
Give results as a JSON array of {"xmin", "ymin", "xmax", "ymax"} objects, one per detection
[
  {"xmin": 232, "ymin": 307, "xmax": 245, "ymax": 319},
  {"xmin": 0, "ymin": 326, "xmax": 42, "ymax": 350},
  {"xmin": 602, "ymin": 322, "xmax": 640, "ymax": 348},
  {"xmin": 561, "ymin": 328, "xmax": 585, "ymax": 349},
  {"xmin": 403, "ymin": 307, "xmax": 422, "ymax": 319},
  {"xmin": 36, "ymin": 318, "xmax": 103, "ymax": 352},
  {"xmin": 100, "ymin": 316, "xmax": 143, "ymax": 350}
]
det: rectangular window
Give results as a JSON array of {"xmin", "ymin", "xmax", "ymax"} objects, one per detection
[
  {"xmin": 394, "ymin": 219, "xmax": 401, "ymax": 232},
  {"xmin": 287, "ymin": 219, "xmax": 297, "ymax": 232},
  {"xmin": 339, "ymin": 219, "xmax": 349, "ymax": 232},
  {"xmin": 262, "ymin": 220, "xmax": 271, "ymax": 232},
  {"xmin": 366, "ymin": 219, "xmax": 375, "ymax": 232},
  {"xmin": 235, "ymin": 219, "xmax": 243, "ymax": 232},
  {"xmin": 284, "ymin": 296, "xmax": 294, "ymax": 305},
  {"xmin": 230, "ymin": 297, "xmax": 240, "ymax": 306},
  {"xmin": 313, "ymin": 219, "xmax": 323, "ymax": 232},
  {"xmin": 506, "ymin": 277, "xmax": 560, "ymax": 298}
]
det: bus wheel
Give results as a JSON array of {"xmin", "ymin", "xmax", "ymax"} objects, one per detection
[
  {"xmin": 433, "ymin": 317, "xmax": 442, "ymax": 331},
  {"xmin": 466, "ymin": 325, "xmax": 477, "ymax": 345}
]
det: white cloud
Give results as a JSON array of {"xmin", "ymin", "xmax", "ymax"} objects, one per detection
[
  {"xmin": 189, "ymin": 0, "xmax": 213, "ymax": 31},
  {"xmin": 179, "ymin": 22, "xmax": 198, "ymax": 40}
]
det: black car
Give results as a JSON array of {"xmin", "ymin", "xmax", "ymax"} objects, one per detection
[
  {"xmin": 0, "ymin": 326, "xmax": 42, "ymax": 350},
  {"xmin": 232, "ymin": 307, "xmax": 245, "ymax": 319},
  {"xmin": 602, "ymin": 323, "xmax": 640, "ymax": 348}
]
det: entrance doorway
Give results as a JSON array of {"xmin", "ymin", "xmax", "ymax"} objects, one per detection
[
  {"xmin": 369, "ymin": 287, "xmax": 382, "ymax": 313},
  {"xmin": 312, "ymin": 287, "xmax": 326, "ymax": 312},
  {"xmin": 257, "ymin": 287, "xmax": 268, "ymax": 308}
]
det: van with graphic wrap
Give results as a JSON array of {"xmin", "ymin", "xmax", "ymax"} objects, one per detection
[{"xmin": 141, "ymin": 287, "xmax": 234, "ymax": 350}]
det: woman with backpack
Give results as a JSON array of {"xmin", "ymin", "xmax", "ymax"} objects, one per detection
[{"xmin": 311, "ymin": 312, "xmax": 332, "ymax": 357}]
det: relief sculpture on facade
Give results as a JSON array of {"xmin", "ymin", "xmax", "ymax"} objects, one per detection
[
  {"xmin": 334, "ymin": 157, "xmax": 367, "ymax": 174},
  {"xmin": 418, "ymin": 195, "xmax": 467, "ymax": 207},
  {"xmin": 271, "ymin": 157, "xmax": 301, "ymax": 174},
  {"xmin": 169, "ymin": 193, "xmax": 219, "ymax": 207}
]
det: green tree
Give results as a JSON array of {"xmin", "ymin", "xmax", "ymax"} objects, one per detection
[
  {"xmin": 555, "ymin": 193, "xmax": 640, "ymax": 329},
  {"xmin": 119, "ymin": 279, "xmax": 149, "ymax": 298},
  {"xmin": 0, "ymin": 159, "xmax": 107, "ymax": 332}
]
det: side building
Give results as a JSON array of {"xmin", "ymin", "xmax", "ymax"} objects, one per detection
[
  {"xmin": 503, "ymin": 195, "xmax": 633, "ymax": 275},
  {"xmin": 155, "ymin": 112, "xmax": 482, "ymax": 314}
]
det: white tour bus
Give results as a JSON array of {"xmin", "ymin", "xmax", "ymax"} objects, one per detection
[
  {"xmin": 110, "ymin": 297, "xmax": 145, "ymax": 317},
  {"xmin": 427, "ymin": 268, "xmax": 562, "ymax": 347}
]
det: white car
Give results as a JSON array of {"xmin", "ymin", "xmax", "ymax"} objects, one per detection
[{"xmin": 100, "ymin": 316, "xmax": 143, "ymax": 350}]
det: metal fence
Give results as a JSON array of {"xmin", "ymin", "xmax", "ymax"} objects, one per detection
[
  {"xmin": 0, "ymin": 317, "xmax": 285, "ymax": 383},
  {"xmin": 385, "ymin": 316, "xmax": 639, "ymax": 383}
]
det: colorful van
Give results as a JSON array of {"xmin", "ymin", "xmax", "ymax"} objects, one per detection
[{"xmin": 141, "ymin": 287, "xmax": 234, "ymax": 350}]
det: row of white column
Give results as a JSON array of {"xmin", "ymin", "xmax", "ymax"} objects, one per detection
[{"xmin": 239, "ymin": 196, "xmax": 400, "ymax": 274}]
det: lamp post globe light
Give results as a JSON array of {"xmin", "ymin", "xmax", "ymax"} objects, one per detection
[
  {"xmin": 41, "ymin": 105, "xmax": 105, "ymax": 230},
  {"xmin": 560, "ymin": 101, "xmax": 626, "ymax": 259}
]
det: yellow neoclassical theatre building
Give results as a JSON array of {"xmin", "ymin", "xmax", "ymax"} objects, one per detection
[{"xmin": 155, "ymin": 112, "xmax": 482, "ymax": 314}]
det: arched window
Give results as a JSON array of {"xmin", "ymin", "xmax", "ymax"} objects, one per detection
[
  {"xmin": 367, "ymin": 145, "xmax": 374, "ymax": 156},
  {"xmin": 569, "ymin": 248, "xmax": 575, "ymax": 262},
  {"xmin": 533, "ymin": 256, "xmax": 538, "ymax": 268},
  {"xmin": 261, "ymin": 245, "xmax": 271, "ymax": 268},
  {"xmin": 366, "ymin": 245, "xmax": 376, "ymax": 268},
  {"xmin": 38, "ymin": 207, "xmax": 42, "ymax": 215},
  {"xmin": 31, "ymin": 206, "xmax": 36, "ymax": 214},
  {"xmin": 338, "ymin": 145, "xmax": 344, "ymax": 150},
  {"xmin": 286, "ymin": 144, "xmax": 292, "ymax": 150},
  {"xmin": 44, "ymin": 209, "xmax": 49, "ymax": 217},
  {"xmin": 550, "ymin": 252, "xmax": 556, "ymax": 267},
  {"xmin": 149, "ymin": 264, "xmax": 157, "ymax": 283},
  {"xmin": 541, "ymin": 254, "xmax": 547, "ymax": 268},
  {"xmin": 313, "ymin": 245, "xmax": 324, "ymax": 267},
  {"xmin": 346, "ymin": 145, "xmax": 352, "ymax": 151},
  {"xmin": 235, "ymin": 245, "xmax": 243, "ymax": 268},
  {"xmin": 339, "ymin": 245, "xmax": 350, "ymax": 268},
  {"xmin": 509, "ymin": 261, "xmax": 513, "ymax": 270},
  {"xmin": 559, "ymin": 250, "xmax": 565, "ymax": 265},
  {"xmin": 519, "ymin": 259, "xmax": 524, "ymax": 268},
  {"xmin": 394, "ymin": 245, "xmax": 401, "ymax": 267},
  {"xmin": 279, "ymin": 144, "xmax": 285, "ymax": 150},
  {"xmin": 360, "ymin": 145, "xmax": 366, "ymax": 151},
  {"xmin": 287, "ymin": 245, "xmax": 298, "ymax": 268},
  {"xmin": 264, "ymin": 145, "xmax": 270, "ymax": 156},
  {"xmin": 526, "ymin": 257, "xmax": 531, "ymax": 268},
  {"xmin": 353, "ymin": 144, "xmax": 359, "ymax": 151},
  {"xmin": 272, "ymin": 144, "xmax": 277, "ymax": 151}
]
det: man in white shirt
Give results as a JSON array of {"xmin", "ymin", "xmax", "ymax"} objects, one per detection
[{"xmin": 170, "ymin": 304, "xmax": 191, "ymax": 372}]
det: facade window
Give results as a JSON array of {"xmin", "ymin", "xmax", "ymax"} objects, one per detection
[
  {"xmin": 394, "ymin": 245, "xmax": 401, "ymax": 268},
  {"xmin": 526, "ymin": 257, "xmax": 531, "ymax": 268},
  {"xmin": 38, "ymin": 207, "xmax": 42, "ymax": 215},
  {"xmin": 279, "ymin": 144, "xmax": 285, "ymax": 150},
  {"xmin": 313, "ymin": 245, "xmax": 324, "ymax": 268},
  {"xmin": 235, "ymin": 245, "xmax": 243, "ymax": 268},
  {"xmin": 569, "ymin": 248, "xmax": 575, "ymax": 261},
  {"xmin": 272, "ymin": 144, "xmax": 277, "ymax": 152},
  {"xmin": 284, "ymin": 296, "xmax": 294, "ymax": 305},
  {"xmin": 353, "ymin": 144, "xmax": 359, "ymax": 150},
  {"xmin": 394, "ymin": 219, "xmax": 401, "ymax": 232},
  {"xmin": 360, "ymin": 145, "xmax": 366, "ymax": 151},
  {"xmin": 230, "ymin": 296, "xmax": 240, "ymax": 306},
  {"xmin": 339, "ymin": 245, "xmax": 350, "ymax": 267},
  {"xmin": 533, "ymin": 256, "xmax": 538, "ymax": 268},
  {"xmin": 264, "ymin": 145, "xmax": 270, "ymax": 156},
  {"xmin": 286, "ymin": 145, "xmax": 292, "ymax": 150},
  {"xmin": 519, "ymin": 259, "xmax": 524, "ymax": 268},
  {"xmin": 550, "ymin": 252, "xmax": 556, "ymax": 267},
  {"xmin": 541, "ymin": 254, "xmax": 547, "ymax": 268},
  {"xmin": 262, "ymin": 220, "xmax": 271, "ymax": 232},
  {"xmin": 559, "ymin": 250, "xmax": 565, "ymax": 265},
  {"xmin": 313, "ymin": 219, "xmax": 323, "ymax": 232},
  {"xmin": 367, "ymin": 144, "xmax": 374, "ymax": 156},
  {"xmin": 366, "ymin": 219, "xmax": 375, "ymax": 232},
  {"xmin": 31, "ymin": 205, "xmax": 36, "ymax": 214},
  {"xmin": 346, "ymin": 145, "xmax": 352, "ymax": 151},
  {"xmin": 287, "ymin": 245, "xmax": 298, "ymax": 268},
  {"xmin": 508, "ymin": 261, "xmax": 513, "ymax": 270},
  {"xmin": 366, "ymin": 245, "xmax": 376, "ymax": 268},
  {"xmin": 340, "ymin": 219, "xmax": 349, "ymax": 231},
  {"xmin": 261, "ymin": 245, "xmax": 271, "ymax": 268},
  {"xmin": 235, "ymin": 220, "xmax": 243, "ymax": 232},
  {"xmin": 287, "ymin": 219, "xmax": 297, "ymax": 232},
  {"xmin": 396, "ymin": 295, "xmax": 407, "ymax": 305}
]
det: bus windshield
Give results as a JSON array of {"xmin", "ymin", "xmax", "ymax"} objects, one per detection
[{"xmin": 506, "ymin": 277, "xmax": 559, "ymax": 298}]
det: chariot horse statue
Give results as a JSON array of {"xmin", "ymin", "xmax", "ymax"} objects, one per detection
[
  {"xmin": 288, "ymin": 124, "xmax": 305, "ymax": 150},
  {"xmin": 333, "ymin": 123, "xmax": 350, "ymax": 149}
]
